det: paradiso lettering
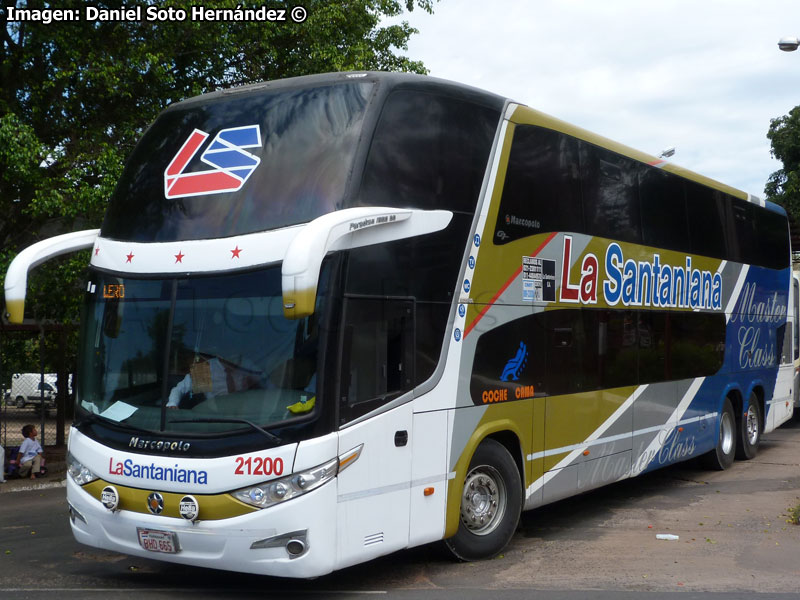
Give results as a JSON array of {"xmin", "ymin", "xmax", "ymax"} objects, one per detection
[{"xmin": 559, "ymin": 236, "xmax": 722, "ymax": 310}]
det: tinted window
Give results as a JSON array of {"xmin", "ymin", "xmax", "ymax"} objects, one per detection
[
  {"xmin": 102, "ymin": 83, "xmax": 372, "ymax": 241},
  {"xmin": 495, "ymin": 125, "xmax": 582, "ymax": 244},
  {"xmin": 344, "ymin": 213, "xmax": 472, "ymax": 386},
  {"xmin": 754, "ymin": 206, "xmax": 790, "ymax": 269},
  {"xmin": 469, "ymin": 309, "xmax": 725, "ymax": 402},
  {"xmin": 357, "ymin": 90, "xmax": 499, "ymax": 214},
  {"xmin": 339, "ymin": 298, "xmax": 414, "ymax": 423},
  {"xmin": 669, "ymin": 312, "xmax": 725, "ymax": 379},
  {"xmin": 637, "ymin": 312, "xmax": 669, "ymax": 383},
  {"xmin": 469, "ymin": 312, "xmax": 548, "ymax": 404},
  {"xmin": 639, "ymin": 167, "xmax": 689, "ymax": 251},
  {"xmin": 580, "ymin": 143, "xmax": 642, "ymax": 243},
  {"xmin": 728, "ymin": 198, "xmax": 756, "ymax": 265},
  {"xmin": 686, "ymin": 182, "xmax": 728, "ymax": 260}
]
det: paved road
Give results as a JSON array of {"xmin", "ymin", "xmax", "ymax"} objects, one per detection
[{"xmin": 1, "ymin": 417, "xmax": 800, "ymax": 599}]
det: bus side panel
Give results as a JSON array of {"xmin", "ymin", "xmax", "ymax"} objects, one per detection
[
  {"xmin": 727, "ymin": 266, "xmax": 791, "ymax": 433},
  {"xmin": 408, "ymin": 408, "xmax": 448, "ymax": 548},
  {"xmin": 335, "ymin": 403, "xmax": 412, "ymax": 571}
]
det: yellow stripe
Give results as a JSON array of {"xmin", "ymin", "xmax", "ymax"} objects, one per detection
[{"xmin": 83, "ymin": 479, "xmax": 257, "ymax": 520}]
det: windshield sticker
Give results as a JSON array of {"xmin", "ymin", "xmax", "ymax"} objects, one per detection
[
  {"xmin": 164, "ymin": 125, "xmax": 262, "ymax": 199},
  {"xmin": 99, "ymin": 401, "xmax": 138, "ymax": 422}
]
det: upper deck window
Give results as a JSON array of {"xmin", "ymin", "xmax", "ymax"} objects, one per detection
[
  {"xmin": 357, "ymin": 89, "xmax": 499, "ymax": 214},
  {"xmin": 102, "ymin": 82, "xmax": 373, "ymax": 242}
]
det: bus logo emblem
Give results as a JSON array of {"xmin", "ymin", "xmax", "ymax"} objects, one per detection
[
  {"xmin": 146, "ymin": 492, "xmax": 165, "ymax": 515},
  {"xmin": 164, "ymin": 125, "xmax": 262, "ymax": 199}
]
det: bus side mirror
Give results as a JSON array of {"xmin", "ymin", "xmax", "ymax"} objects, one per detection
[
  {"xmin": 281, "ymin": 207, "xmax": 452, "ymax": 319},
  {"xmin": 4, "ymin": 229, "xmax": 100, "ymax": 323}
]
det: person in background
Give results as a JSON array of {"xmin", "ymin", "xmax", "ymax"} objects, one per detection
[{"xmin": 17, "ymin": 424, "xmax": 46, "ymax": 480}]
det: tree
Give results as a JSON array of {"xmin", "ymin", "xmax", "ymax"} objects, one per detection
[
  {"xmin": 766, "ymin": 105, "xmax": 800, "ymax": 256},
  {"xmin": 0, "ymin": 0, "xmax": 436, "ymax": 323}
]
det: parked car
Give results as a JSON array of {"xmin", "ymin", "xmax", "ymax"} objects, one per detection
[{"xmin": 11, "ymin": 373, "xmax": 58, "ymax": 410}]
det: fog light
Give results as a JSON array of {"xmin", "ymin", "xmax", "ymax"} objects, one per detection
[
  {"xmin": 100, "ymin": 486, "xmax": 119, "ymax": 511},
  {"xmin": 179, "ymin": 495, "xmax": 199, "ymax": 522}
]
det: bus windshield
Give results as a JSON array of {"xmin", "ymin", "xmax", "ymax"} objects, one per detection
[
  {"xmin": 77, "ymin": 265, "xmax": 328, "ymax": 435},
  {"xmin": 101, "ymin": 81, "xmax": 373, "ymax": 242}
]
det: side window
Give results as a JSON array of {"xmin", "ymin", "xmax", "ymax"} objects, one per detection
[
  {"xmin": 639, "ymin": 167, "xmax": 689, "ymax": 252},
  {"xmin": 547, "ymin": 310, "xmax": 600, "ymax": 395},
  {"xmin": 669, "ymin": 312, "xmax": 725, "ymax": 379},
  {"xmin": 686, "ymin": 182, "xmax": 727, "ymax": 260},
  {"xmin": 637, "ymin": 312, "xmax": 670, "ymax": 384},
  {"xmin": 339, "ymin": 297, "xmax": 415, "ymax": 424},
  {"xmin": 794, "ymin": 278, "xmax": 799, "ymax": 361},
  {"xmin": 580, "ymin": 142, "xmax": 642, "ymax": 243},
  {"xmin": 358, "ymin": 90, "xmax": 499, "ymax": 214},
  {"xmin": 728, "ymin": 198, "xmax": 756, "ymax": 265},
  {"xmin": 469, "ymin": 312, "xmax": 548, "ymax": 403},
  {"xmin": 597, "ymin": 310, "xmax": 639, "ymax": 389},
  {"xmin": 754, "ymin": 207, "xmax": 790, "ymax": 270},
  {"xmin": 494, "ymin": 125, "xmax": 583, "ymax": 244}
]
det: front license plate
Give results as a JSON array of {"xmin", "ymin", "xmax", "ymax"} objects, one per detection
[{"xmin": 137, "ymin": 527, "xmax": 180, "ymax": 554}]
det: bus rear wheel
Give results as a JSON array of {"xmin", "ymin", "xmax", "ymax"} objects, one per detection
[
  {"xmin": 445, "ymin": 439, "xmax": 522, "ymax": 561},
  {"xmin": 701, "ymin": 397, "xmax": 736, "ymax": 470},
  {"xmin": 736, "ymin": 392, "xmax": 761, "ymax": 460}
]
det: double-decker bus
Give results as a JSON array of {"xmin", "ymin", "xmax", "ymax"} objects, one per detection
[{"xmin": 4, "ymin": 72, "xmax": 793, "ymax": 577}]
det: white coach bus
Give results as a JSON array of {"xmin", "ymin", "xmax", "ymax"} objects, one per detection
[{"xmin": 4, "ymin": 72, "xmax": 793, "ymax": 577}]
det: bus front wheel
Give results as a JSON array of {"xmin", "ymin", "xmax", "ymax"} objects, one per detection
[
  {"xmin": 445, "ymin": 439, "xmax": 522, "ymax": 561},
  {"xmin": 736, "ymin": 392, "xmax": 761, "ymax": 460},
  {"xmin": 701, "ymin": 397, "xmax": 736, "ymax": 470}
]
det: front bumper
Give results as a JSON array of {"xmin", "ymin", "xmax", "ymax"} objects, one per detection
[{"xmin": 67, "ymin": 475, "xmax": 338, "ymax": 578}]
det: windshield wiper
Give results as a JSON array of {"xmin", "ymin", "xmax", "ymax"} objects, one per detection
[{"xmin": 167, "ymin": 417, "xmax": 283, "ymax": 445}]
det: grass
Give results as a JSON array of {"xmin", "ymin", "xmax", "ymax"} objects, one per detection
[{"xmin": 788, "ymin": 502, "xmax": 800, "ymax": 525}]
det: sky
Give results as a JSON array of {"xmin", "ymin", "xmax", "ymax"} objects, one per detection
[{"xmin": 389, "ymin": 0, "xmax": 800, "ymax": 198}]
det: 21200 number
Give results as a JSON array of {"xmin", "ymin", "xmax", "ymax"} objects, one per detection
[{"xmin": 234, "ymin": 456, "xmax": 284, "ymax": 476}]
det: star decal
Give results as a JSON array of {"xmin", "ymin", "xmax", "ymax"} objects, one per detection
[
  {"xmin": 94, "ymin": 247, "xmax": 100, "ymax": 256},
  {"xmin": 231, "ymin": 245, "xmax": 242, "ymax": 259},
  {"xmin": 126, "ymin": 251, "xmax": 134, "ymax": 263},
  {"xmin": 175, "ymin": 251, "xmax": 185, "ymax": 263}
]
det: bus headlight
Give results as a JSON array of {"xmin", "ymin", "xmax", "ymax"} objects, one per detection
[
  {"xmin": 231, "ymin": 458, "xmax": 338, "ymax": 509},
  {"xmin": 66, "ymin": 453, "xmax": 99, "ymax": 485}
]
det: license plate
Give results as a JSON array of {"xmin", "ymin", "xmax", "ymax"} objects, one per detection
[{"xmin": 136, "ymin": 527, "xmax": 180, "ymax": 554}]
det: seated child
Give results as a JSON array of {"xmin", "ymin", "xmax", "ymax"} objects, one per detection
[{"xmin": 17, "ymin": 424, "xmax": 46, "ymax": 480}]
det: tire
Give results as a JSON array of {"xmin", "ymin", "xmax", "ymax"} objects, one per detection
[
  {"xmin": 701, "ymin": 397, "xmax": 736, "ymax": 470},
  {"xmin": 15, "ymin": 396, "xmax": 25, "ymax": 408},
  {"xmin": 445, "ymin": 439, "xmax": 522, "ymax": 561},
  {"xmin": 736, "ymin": 392, "xmax": 761, "ymax": 460}
]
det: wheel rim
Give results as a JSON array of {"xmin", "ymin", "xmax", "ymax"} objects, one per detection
[
  {"xmin": 720, "ymin": 410, "xmax": 734, "ymax": 455},
  {"xmin": 460, "ymin": 465, "xmax": 507, "ymax": 536},
  {"xmin": 745, "ymin": 404, "xmax": 759, "ymax": 446}
]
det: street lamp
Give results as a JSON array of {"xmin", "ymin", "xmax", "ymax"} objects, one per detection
[{"xmin": 778, "ymin": 36, "xmax": 800, "ymax": 52}]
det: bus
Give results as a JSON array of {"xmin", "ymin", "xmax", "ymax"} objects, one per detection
[{"xmin": 4, "ymin": 72, "xmax": 794, "ymax": 577}]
